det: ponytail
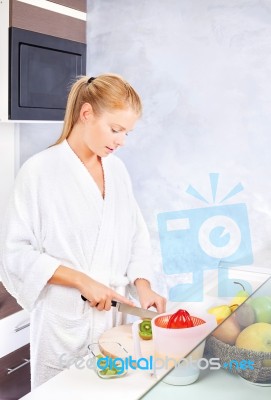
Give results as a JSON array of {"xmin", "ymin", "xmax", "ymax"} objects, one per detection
[{"xmin": 54, "ymin": 74, "xmax": 142, "ymax": 145}]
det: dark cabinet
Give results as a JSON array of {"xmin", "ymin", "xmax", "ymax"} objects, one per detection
[
  {"xmin": 0, "ymin": 283, "xmax": 22, "ymax": 320},
  {"xmin": 48, "ymin": 0, "xmax": 87, "ymax": 12},
  {"xmin": 10, "ymin": 0, "xmax": 87, "ymax": 46},
  {"xmin": 8, "ymin": 0, "xmax": 87, "ymax": 121},
  {"xmin": 0, "ymin": 284, "xmax": 30, "ymax": 399},
  {"xmin": 0, "ymin": 344, "xmax": 30, "ymax": 400}
]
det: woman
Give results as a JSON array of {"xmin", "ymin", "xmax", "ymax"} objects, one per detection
[{"xmin": 0, "ymin": 74, "xmax": 166, "ymax": 388}]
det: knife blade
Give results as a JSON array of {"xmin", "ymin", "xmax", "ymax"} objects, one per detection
[
  {"xmin": 81, "ymin": 295, "xmax": 159, "ymax": 319},
  {"xmin": 111, "ymin": 300, "xmax": 159, "ymax": 319}
]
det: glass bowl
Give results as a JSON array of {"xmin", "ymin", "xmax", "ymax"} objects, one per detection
[{"xmin": 88, "ymin": 341, "xmax": 128, "ymax": 379}]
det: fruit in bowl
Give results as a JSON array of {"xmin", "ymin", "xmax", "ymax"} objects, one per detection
[
  {"xmin": 234, "ymin": 303, "xmax": 255, "ymax": 328},
  {"xmin": 208, "ymin": 305, "xmax": 233, "ymax": 324},
  {"xmin": 229, "ymin": 282, "xmax": 250, "ymax": 307},
  {"xmin": 206, "ymin": 281, "xmax": 271, "ymax": 383},
  {"xmin": 211, "ymin": 314, "xmax": 241, "ymax": 345},
  {"xmin": 208, "ymin": 281, "xmax": 251, "ymax": 325},
  {"xmin": 235, "ymin": 322, "xmax": 271, "ymax": 367},
  {"xmin": 248, "ymin": 297, "xmax": 271, "ymax": 323}
]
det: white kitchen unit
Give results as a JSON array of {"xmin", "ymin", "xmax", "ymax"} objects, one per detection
[{"xmin": 0, "ymin": 310, "xmax": 30, "ymax": 359}]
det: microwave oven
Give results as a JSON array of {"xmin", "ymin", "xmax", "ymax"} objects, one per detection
[{"xmin": 9, "ymin": 27, "xmax": 86, "ymax": 121}]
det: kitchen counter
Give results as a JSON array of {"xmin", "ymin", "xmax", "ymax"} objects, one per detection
[
  {"xmin": 19, "ymin": 268, "xmax": 271, "ymax": 400},
  {"xmin": 19, "ymin": 360, "xmax": 163, "ymax": 400},
  {"xmin": 19, "ymin": 357, "xmax": 270, "ymax": 400},
  {"xmin": 19, "ymin": 360, "xmax": 162, "ymax": 400},
  {"xmin": 142, "ymin": 367, "xmax": 270, "ymax": 400}
]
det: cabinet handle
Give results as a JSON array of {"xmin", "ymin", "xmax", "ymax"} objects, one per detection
[
  {"xmin": 15, "ymin": 322, "xmax": 30, "ymax": 332},
  {"xmin": 7, "ymin": 358, "xmax": 30, "ymax": 375}
]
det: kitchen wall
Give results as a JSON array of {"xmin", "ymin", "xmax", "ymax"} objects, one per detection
[
  {"xmin": 0, "ymin": 124, "xmax": 61, "ymax": 234},
  {"xmin": 18, "ymin": 123, "xmax": 62, "ymax": 167},
  {"xmin": 87, "ymin": 0, "xmax": 271, "ymax": 298},
  {"xmin": 0, "ymin": 125, "xmax": 16, "ymax": 225}
]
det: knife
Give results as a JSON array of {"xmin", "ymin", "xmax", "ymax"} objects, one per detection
[{"xmin": 81, "ymin": 295, "xmax": 159, "ymax": 319}]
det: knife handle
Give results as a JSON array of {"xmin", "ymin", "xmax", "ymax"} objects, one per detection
[{"xmin": 81, "ymin": 295, "xmax": 117, "ymax": 308}]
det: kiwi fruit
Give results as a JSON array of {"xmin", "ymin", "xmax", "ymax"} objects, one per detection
[{"xmin": 235, "ymin": 303, "xmax": 255, "ymax": 327}]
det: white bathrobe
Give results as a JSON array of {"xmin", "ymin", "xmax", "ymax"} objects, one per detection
[{"xmin": 0, "ymin": 140, "xmax": 154, "ymax": 388}]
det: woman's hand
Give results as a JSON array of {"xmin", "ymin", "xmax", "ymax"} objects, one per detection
[
  {"xmin": 48, "ymin": 266, "xmax": 134, "ymax": 312},
  {"xmin": 78, "ymin": 274, "xmax": 134, "ymax": 311},
  {"xmin": 135, "ymin": 279, "xmax": 167, "ymax": 314}
]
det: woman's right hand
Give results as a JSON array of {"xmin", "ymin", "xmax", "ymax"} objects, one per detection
[{"xmin": 78, "ymin": 273, "xmax": 134, "ymax": 311}]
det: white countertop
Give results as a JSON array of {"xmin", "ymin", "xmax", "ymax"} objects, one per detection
[
  {"xmin": 19, "ymin": 362, "xmax": 162, "ymax": 400},
  {"xmin": 19, "ymin": 270, "xmax": 271, "ymax": 400},
  {"xmin": 142, "ymin": 368, "xmax": 271, "ymax": 400},
  {"xmin": 19, "ymin": 359, "xmax": 270, "ymax": 400}
]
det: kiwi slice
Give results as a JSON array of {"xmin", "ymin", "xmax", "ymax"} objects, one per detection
[
  {"xmin": 98, "ymin": 368, "xmax": 108, "ymax": 375},
  {"xmin": 105, "ymin": 368, "xmax": 117, "ymax": 376},
  {"xmin": 139, "ymin": 319, "xmax": 152, "ymax": 340}
]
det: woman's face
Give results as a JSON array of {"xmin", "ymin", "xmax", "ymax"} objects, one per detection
[{"xmin": 80, "ymin": 105, "xmax": 139, "ymax": 157}]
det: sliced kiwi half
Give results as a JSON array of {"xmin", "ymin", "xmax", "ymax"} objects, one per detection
[{"xmin": 139, "ymin": 319, "xmax": 152, "ymax": 340}]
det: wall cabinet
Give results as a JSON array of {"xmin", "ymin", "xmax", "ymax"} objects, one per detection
[
  {"xmin": 48, "ymin": 1, "xmax": 86, "ymax": 12},
  {"xmin": 0, "ymin": 0, "xmax": 87, "ymax": 121},
  {"xmin": 10, "ymin": 0, "xmax": 87, "ymax": 43}
]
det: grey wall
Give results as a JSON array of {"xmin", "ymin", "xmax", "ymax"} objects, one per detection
[
  {"xmin": 87, "ymin": 0, "xmax": 271, "ymax": 297},
  {"xmin": 19, "ymin": 123, "xmax": 62, "ymax": 167}
]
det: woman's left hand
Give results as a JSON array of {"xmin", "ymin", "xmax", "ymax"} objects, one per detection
[{"xmin": 135, "ymin": 279, "xmax": 167, "ymax": 314}]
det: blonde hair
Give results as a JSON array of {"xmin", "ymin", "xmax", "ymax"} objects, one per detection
[{"xmin": 54, "ymin": 73, "xmax": 142, "ymax": 145}]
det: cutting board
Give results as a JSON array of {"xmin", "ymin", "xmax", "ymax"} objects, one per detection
[{"xmin": 98, "ymin": 323, "xmax": 154, "ymax": 358}]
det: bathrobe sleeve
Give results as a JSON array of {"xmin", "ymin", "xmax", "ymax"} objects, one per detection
[{"xmin": 0, "ymin": 161, "xmax": 61, "ymax": 312}]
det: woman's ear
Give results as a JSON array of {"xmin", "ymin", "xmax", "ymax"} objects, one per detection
[{"xmin": 79, "ymin": 102, "xmax": 94, "ymax": 122}]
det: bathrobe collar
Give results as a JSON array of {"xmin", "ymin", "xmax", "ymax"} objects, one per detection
[{"xmin": 61, "ymin": 140, "xmax": 116, "ymax": 284}]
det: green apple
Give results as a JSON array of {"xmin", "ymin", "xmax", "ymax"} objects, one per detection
[{"xmin": 249, "ymin": 296, "xmax": 271, "ymax": 323}]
